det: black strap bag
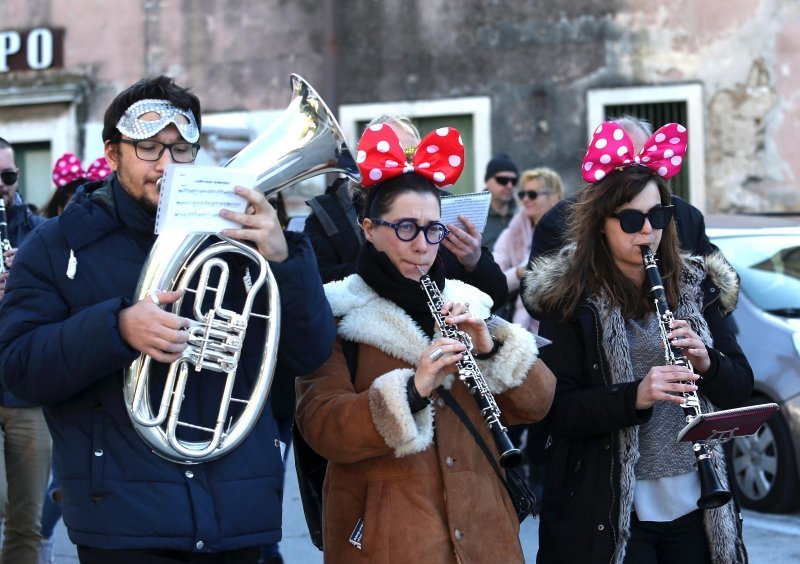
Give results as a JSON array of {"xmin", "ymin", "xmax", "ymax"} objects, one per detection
[{"xmin": 438, "ymin": 388, "xmax": 537, "ymax": 523}]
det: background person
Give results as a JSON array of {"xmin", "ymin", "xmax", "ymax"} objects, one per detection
[
  {"xmin": 491, "ymin": 166, "xmax": 563, "ymax": 508},
  {"xmin": 295, "ymin": 123, "xmax": 555, "ymax": 563},
  {"xmin": 481, "ymin": 152, "xmax": 519, "ymax": 252},
  {"xmin": 40, "ymin": 153, "xmax": 111, "ymax": 220},
  {"xmin": 0, "ymin": 76, "xmax": 335, "ymax": 563},
  {"xmin": 524, "ymin": 122, "xmax": 752, "ymax": 563},
  {"xmin": 0, "ymin": 137, "xmax": 50, "ymax": 564},
  {"xmin": 492, "ymin": 167, "xmax": 563, "ymax": 332}
]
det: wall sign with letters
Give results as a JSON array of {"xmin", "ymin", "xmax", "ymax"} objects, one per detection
[{"xmin": 0, "ymin": 28, "xmax": 64, "ymax": 73}]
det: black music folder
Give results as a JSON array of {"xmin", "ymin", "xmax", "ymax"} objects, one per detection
[{"xmin": 677, "ymin": 402, "xmax": 780, "ymax": 443}]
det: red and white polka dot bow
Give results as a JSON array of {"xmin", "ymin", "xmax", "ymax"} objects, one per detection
[
  {"xmin": 52, "ymin": 153, "xmax": 111, "ymax": 187},
  {"xmin": 582, "ymin": 122, "xmax": 687, "ymax": 183},
  {"xmin": 356, "ymin": 123, "xmax": 465, "ymax": 188}
]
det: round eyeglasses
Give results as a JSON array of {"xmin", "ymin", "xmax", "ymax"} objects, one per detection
[
  {"xmin": 370, "ymin": 218, "xmax": 450, "ymax": 244},
  {"xmin": 120, "ymin": 139, "xmax": 201, "ymax": 163},
  {"xmin": 610, "ymin": 205, "xmax": 675, "ymax": 234}
]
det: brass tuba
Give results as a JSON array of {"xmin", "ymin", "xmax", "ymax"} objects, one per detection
[{"xmin": 124, "ymin": 74, "xmax": 360, "ymax": 464}]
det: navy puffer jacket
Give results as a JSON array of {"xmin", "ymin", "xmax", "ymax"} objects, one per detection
[{"xmin": 0, "ymin": 176, "xmax": 335, "ymax": 552}]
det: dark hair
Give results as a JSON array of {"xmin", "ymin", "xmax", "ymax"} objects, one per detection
[
  {"xmin": 41, "ymin": 179, "xmax": 83, "ymax": 218},
  {"xmin": 541, "ymin": 166, "xmax": 681, "ymax": 319},
  {"xmin": 102, "ymin": 76, "xmax": 202, "ymax": 143},
  {"xmin": 364, "ymin": 173, "xmax": 441, "ymax": 219}
]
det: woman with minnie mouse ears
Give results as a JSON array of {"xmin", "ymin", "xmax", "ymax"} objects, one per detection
[
  {"xmin": 295, "ymin": 122, "xmax": 555, "ymax": 563},
  {"xmin": 524, "ymin": 122, "xmax": 753, "ymax": 564},
  {"xmin": 41, "ymin": 153, "xmax": 111, "ymax": 218}
]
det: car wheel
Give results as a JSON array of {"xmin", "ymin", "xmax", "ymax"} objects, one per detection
[{"xmin": 730, "ymin": 401, "xmax": 800, "ymax": 512}]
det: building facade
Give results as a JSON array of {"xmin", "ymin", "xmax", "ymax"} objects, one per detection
[{"xmin": 1, "ymin": 0, "xmax": 798, "ymax": 213}]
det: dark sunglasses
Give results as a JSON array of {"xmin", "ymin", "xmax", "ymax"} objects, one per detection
[
  {"xmin": 610, "ymin": 205, "xmax": 675, "ymax": 234},
  {"xmin": 0, "ymin": 170, "xmax": 19, "ymax": 185},
  {"xmin": 370, "ymin": 218, "xmax": 450, "ymax": 244},
  {"xmin": 494, "ymin": 175, "xmax": 517, "ymax": 186},
  {"xmin": 518, "ymin": 189, "xmax": 552, "ymax": 200}
]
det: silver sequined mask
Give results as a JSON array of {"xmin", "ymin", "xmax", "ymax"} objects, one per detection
[{"xmin": 116, "ymin": 99, "xmax": 199, "ymax": 143}]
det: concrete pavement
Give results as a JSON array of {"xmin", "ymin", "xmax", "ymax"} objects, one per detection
[{"xmin": 50, "ymin": 446, "xmax": 799, "ymax": 562}]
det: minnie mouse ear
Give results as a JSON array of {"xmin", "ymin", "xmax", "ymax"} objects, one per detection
[
  {"xmin": 86, "ymin": 157, "xmax": 111, "ymax": 181},
  {"xmin": 52, "ymin": 153, "xmax": 85, "ymax": 187}
]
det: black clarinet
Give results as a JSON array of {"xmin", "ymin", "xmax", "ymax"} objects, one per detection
[
  {"xmin": 0, "ymin": 199, "xmax": 11, "ymax": 274},
  {"xmin": 419, "ymin": 274, "xmax": 523, "ymax": 468},
  {"xmin": 641, "ymin": 246, "xmax": 731, "ymax": 509}
]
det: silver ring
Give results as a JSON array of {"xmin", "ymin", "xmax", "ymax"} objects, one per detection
[
  {"xmin": 149, "ymin": 290, "xmax": 161, "ymax": 307},
  {"xmin": 428, "ymin": 347, "xmax": 444, "ymax": 362}
]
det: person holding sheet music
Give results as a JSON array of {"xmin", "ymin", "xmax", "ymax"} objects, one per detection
[
  {"xmin": 0, "ymin": 75, "xmax": 335, "ymax": 562},
  {"xmin": 303, "ymin": 114, "xmax": 509, "ymax": 311},
  {"xmin": 522, "ymin": 122, "xmax": 753, "ymax": 564}
]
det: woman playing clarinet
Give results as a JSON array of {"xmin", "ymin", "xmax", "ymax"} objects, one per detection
[
  {"xmin": 295, "ymin": 123, "xmax": 555, "ymax": 563},
  {"xmin": 523, "ymin": 122, "xmax": 753, "ymax": 563}
]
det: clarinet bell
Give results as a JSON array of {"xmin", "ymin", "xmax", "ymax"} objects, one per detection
[
  {"xmin": 499, "ymin": 447, "xmax": 524, "ymax": 468},
  {"xmin": 697, "ymin": 454, "xmax": 732, "ymax": 509}
]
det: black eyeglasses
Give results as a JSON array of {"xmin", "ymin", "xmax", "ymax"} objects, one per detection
[
  {"xmin": 370, "ymin": 218, "xmax": 450, "ymax": 244},
  {"xmin": 120, "ymin": 139, "xmax": 201, "ymax": 163},
  {"xmin": 494, "ymin": 175, "xmax": 517, "ymax": 186},
  {"xmin": 518, "ymin": 189, "xmax": 552, "ymax": 200},
  {"xmin": 1, "ymin": 170, "xmax": 19, "ymax": 185},
  {"xmin": 610, "ymin": 205, "xmax": 675, "ymax": 234}
]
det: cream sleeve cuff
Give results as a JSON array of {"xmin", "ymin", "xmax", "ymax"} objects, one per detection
[{"xmin": 368, "ymin": 368, "xmax": 435, "ymax": 457}]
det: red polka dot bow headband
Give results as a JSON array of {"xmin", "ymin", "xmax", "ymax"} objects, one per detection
[
  {"xmin": 52, "ymin": 153, "xmax": 111, "ymax": 187},
  {"xmin": 582, "ymin": 122, "xmax": 687, "ymax": 183},
  {"xmin": 356, "ymin": 123, "xmax": 465, "ymax": 188}
]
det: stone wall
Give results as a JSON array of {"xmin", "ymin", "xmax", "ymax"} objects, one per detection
[{"xmin": 1, "ymin": 0, "xmax": 798, "ymax": 212}]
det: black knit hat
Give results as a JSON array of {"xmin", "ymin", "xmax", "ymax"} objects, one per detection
[{"xmin": 484, "ymin": 152, "xmax": 519, "ymax": 181}]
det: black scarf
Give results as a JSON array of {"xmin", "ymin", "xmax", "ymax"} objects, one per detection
[{"xmin": 355, "ymin": 242, "xmax": 446, "ymax": 338}]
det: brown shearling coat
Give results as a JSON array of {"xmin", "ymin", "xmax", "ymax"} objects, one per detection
[{"xmin": 296, "ymin": 275, "xmax": 555, "ymax": 563}]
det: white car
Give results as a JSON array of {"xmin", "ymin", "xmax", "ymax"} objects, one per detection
[{"xmin": 706, "ymin": 214, "xmax": 800, "ymax": 512}]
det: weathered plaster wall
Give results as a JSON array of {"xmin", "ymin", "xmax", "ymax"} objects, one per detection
[
  {"xmin": 608, "ymin": 0, "xmax": 799, "ymax": 211},
  {"xmin": 1, "ymin": 0, "xmax": 798, "ymax": 211}
]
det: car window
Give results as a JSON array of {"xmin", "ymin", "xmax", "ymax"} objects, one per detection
[{"xmin": 712, "ymin": 234, "xmax": 800, "ymax": 317}]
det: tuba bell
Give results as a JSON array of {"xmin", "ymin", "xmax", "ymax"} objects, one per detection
[{"xmin": 123, "ymin": 74, "xmax": 360, "ymax": 464}]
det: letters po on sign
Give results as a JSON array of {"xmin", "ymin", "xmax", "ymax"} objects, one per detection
[{"xmin": 0, "ymin": 28, "xmax": 64, "ymax": 73}]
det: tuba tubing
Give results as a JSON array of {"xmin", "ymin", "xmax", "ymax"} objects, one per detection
[{"xmin": 124, "ymin": 74, "xmax": 360, "ymax": 464}]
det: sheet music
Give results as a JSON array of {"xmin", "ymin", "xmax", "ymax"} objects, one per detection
[
  {"xmin": 155, "ymin": 164, "xmax": 256, "ymax": 234},
  {"xmin": 440, "ymin": 191, "xmax": 492, "ymax": 234}
]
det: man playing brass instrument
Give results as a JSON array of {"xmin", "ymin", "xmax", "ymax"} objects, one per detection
[{"xmin": 0, "ymin": 76, "xmax": 335, "ymax": 563}]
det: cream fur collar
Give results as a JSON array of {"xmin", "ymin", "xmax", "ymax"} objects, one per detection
[{"xmin": 324, "ymin": 275, "xmax": 493, "ymax": 367}]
